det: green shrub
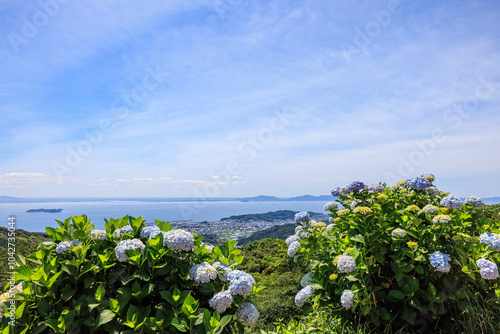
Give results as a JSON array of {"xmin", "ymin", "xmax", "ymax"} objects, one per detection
[
  {"xmin": 287, "ymin": 175, "xmax": 500, "ymax": 333},
  {"xmin": 0, "ymin": 215, "xmax": 262, "ymax": 333}
]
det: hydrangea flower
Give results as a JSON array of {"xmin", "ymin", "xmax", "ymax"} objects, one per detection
[
  {"xmin": 287, "ymin": 241, "xmax": 301, "ymax": 257},
  {"xmin": 189, "ymin": 262, "xmax": 217, "ymax": 283},
  {"xmin": 391, "ymin": 228, "xmax": 406, "ymax": 238},
  {"xmin": 405, "ymin": 205, "xmax": 420, "ymax": 212},
  {"xmin": 440, "ymin": 195, "xmax": 463, "ymax": 209},
  {"xmin": 205, "ymin": 244, "xmax": 214, "ymax": 254},
  {"xmin": 432, "ymin": 214, "xmax": 451, "ymax": 224},
  {"xmin": 422, "ymin": 204, "xmax": 439, "ymax": 214},
  {"xmin": 341, "ymin": 290, "xmax": 354, "ymax": 308},
  {"xmin": 377, "ymin": 193, "xmax": 389, "ymax": 200},
  {"xmin": 115, "ymin": 239, "xmax": 145, "ymax": 262},
  {"xmin": 326, "ymin": 224, "xmax": 335, "ymax": 233},
  {"xmin": 476, "ymin": 259, "xmax": 499, "ymax": 280},
  {"xmin": 331, "ymin": 187, "xmax": 343, "ymax": 197},
  {"xmin": 324, "ymin": 202, "xmax": 339, "ymax": 211},
  {"xmin": 295, "ymin": 225, "xmax": 303, "ymax": 235},
  {"xmin": 337, "ymin": 209, "xmax": 350, "ymax": 216},
  {"xmin": 353, "ymin": 207, "xmax": 372, "ymax": 215},
  {"xmin": 404, "ymin": 176, "xmax": 431, "ymax": 190},
  {"xmin": 294, "ymin": 211, "xmax": 310, "ymax": 223},
  {"xmin": 337, "ymin": 255, "xmax": 356, "ymax": 273},
  {"xmin": 429, "ymin": 251, "xmax": 451, "ymax": 273},
  {"xmin": 347, "ymin": 181, "xmax": 367, "ymax": 192},
  {"xmin": 286, "ymin": 234, "xmax": 300, "ymax": 246},
  {"xmin": 480, "ymin": 233, "xmax": 500, "ymax": 251},
  {"xmin": 209, "ymin": 290, "xmax": 233, "ymax": 314},
  {"xmin": 316, "ymin": 222, "xmax": 326, "ymax": 227},
  {"xmin": 163, "ymin": 229, "xmax": 194, "ymax": 251},
  {"xmin": 350, "ymin": 199, "xmax": 362, "ymax": 210},
  {"xmin": 140, "ymin": 226, "xmax": 161, "ymax": 239},
  {"xmin": 228, "ymin": 270, "xmax": 255, "ymax": 297},
  {"xmin": 56, "ymin": 241, "xmax": 71, "ymax": 254},
  {"xmin": 236, "ymin": 302, "xmax": 259, "ymax": 326},
  {"xmin": 426, "ymin": 186, "xmax": 439, "ymax": 195},
  {"xmin": 421, "ymin": 173, "xmax": 435, "ymax": 182},
  {"xmin": 300, "ymin": 272, "xmax": 314, "ymax": 287},
  {"xmin": 213, "ymin": 261, "xmax": 232, "ymax": 281},
  {"xmin": 295, "ymin": 285, "xmax": 314, "ymax": 307},
  {"xmin": 368, "ymin": 184, "xmax": 385, "ymax": 192},
  {"xmin": 465, "ymin": 196, "xmax": 485, "ymax": 208},
  {"xmin": 90, "ymin": 229, "xmax": 107, "ymax": 240},
  {"xmin": 390, "ymin": 185, "xmax": 399, "ymax": 191},
  {"xmin": 113, "ymin": 225, "xmax": 134, "ymax": 239}
]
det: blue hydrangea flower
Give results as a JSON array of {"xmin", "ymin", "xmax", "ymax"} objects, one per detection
[
  {"xmin": 324, "ymin": 202, "xmax": 339, "ymax": 211},
  {"xmin": 337, "ymin": 255, "xmax": 356, "ymax": 273},
  {"xmin": 56, "ymin": 241, "xmax": 71, "ymax": 254},
  {"xmin": 295, "ymin": 211, "xmax": 310, "ymax": 223},
  {"xmin": 331, "ymin": 187, "xmax": 343, "ymax": 197},
  {"xmin": 432, "ymin": 214, "xmax": 451, "ymax": 224},
  {"xmin": 367, "ymin": 184, "xmax": 385, "ymax": 192},
  {"xmin": 90, "ymin": 229, "xmax": 107, "ymax": 240},
  {"xmin": 465, "ymin": 196, "xmax": 485, "ymax": 208},
  {"xmin": 420, "ymin": 173, "xmax": 435, "ymax": 182},
  {"xmin": 426, "ymin": 186, "xmax": 439, "ymax": 195},
  {"xmin": 163, "ymin": 229, "xmax": 194, "ymax": 251},
  {"xmin": 295, "ymin": 285, "xmax": 314, "ymax": 307},
  {"xmin": 213, "ymin": 261, "xmax": 232, "ymax": 281},
  {"xmin": 189, "ymin": 262, "xmax": 217, "ymax": 283},
  {"xmin": 209, "ymin": 290, "xmax": 233, "ymax": 314},
  {"xmin": 391, "ymin": 228, "xmax": 406, "ymax": 238},
  {"xmin": 141, "ymin": 226, "xmax": 161, "ymax": 239},
  {"xmin": 300, "ymin": 272, "xmax": 314, "ymax": 287},
  {"xmin": 115, "ymin": 239, "xmax": 145, "ymax": 262},
  {"xmin": 228, "ymin": 270, "xmax": 256, "ymax": 297},
  {"xmin": 440, "ymin": 195, "xmax": 463, "ymax": 209},
  {"xmin": 429, "ymin": 251, "xmax": 451, "ymax": 273},
  {"xmin": 341, "ymin": 290, "xmax": 354, "ymax": 308},
  {"xmin": 113, "ymin": 225, "xmax": 134, "ymax": 239},
  {"xmin": 476, "ymin": 259, "xmax": 499, "ymax": 280},
  {"xmin": 422, "ymin": 204, "xmax": 439, "ymax": 214},
  {"xmin": 347, "ymin": 181, "xmax": 367, "ymax": 192},
  {"xmin": 236, "ymin": 302, "xmax": 259, "ymax": 326},
  {"xmin": 287, "ymin": 241, "xmax": 301, "ymax": 257},
  {"xmin": 286, "ymin": 234, "xmax": 300, "ymax": 246},
  {"xmin": 480, "ymin": 233, "xmax": 500, "ymax": 251},
  {"xmin": 350, "ymin": 199, "xmax": 362, "ymax": 210},
  {"xmin": 404, "ymin": 176, "xmax": 431, "ymax": 190}
]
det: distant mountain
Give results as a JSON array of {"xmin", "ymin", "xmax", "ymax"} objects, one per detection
[
  {"xmin": 220, "ymin": 210, "xmax": 328, "ymax": 223},
  {"xmin": 240, "ymin": 195, "xmax": 282, "ymax": 202},
  {"xmin": 240, "ymin": 195, "xmax": 332, "ymax": 202},
  {"xmin": 286, "ymin": 195, "xmax": 333, "ymax": 201},
  {"xmin": 26, "ymin": 208, "xmax": 63, "ymax": 213},
  {"xmin": 484, "ymin": 197, "xmax": 500, "ymax": 205}
]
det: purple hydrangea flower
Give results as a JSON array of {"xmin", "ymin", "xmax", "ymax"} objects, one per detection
[
  {"xmin": 404, "ymin": 176, "xmax": 431, "ymax": 190},
  {"xmin": 440, "ymin": 195, "xmax": 463, "ymax": 209}
]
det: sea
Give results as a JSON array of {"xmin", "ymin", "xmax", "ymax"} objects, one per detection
[{"xmin": 0, "ymin": 200, "xmax": 328, "ymax": 232}]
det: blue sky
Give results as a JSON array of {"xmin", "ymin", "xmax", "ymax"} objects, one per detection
[{"xmin": 1, "ymin": 0, "xmax": 499, "ymax": 198}]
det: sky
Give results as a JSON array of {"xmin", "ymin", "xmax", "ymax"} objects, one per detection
[{"xmin": 0, "ymin": 0, "xmax": 499, "ymax": 199}]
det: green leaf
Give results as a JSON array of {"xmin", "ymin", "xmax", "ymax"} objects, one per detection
[
  {"xmin": 62, "ymin": 285, "xmax": 77, "ymax": 302},
  {"xmin": 126, "ymin": 304, "xmax": 139, "ymax": 328},
  {"xmin": 414, "ymin": 265, "xmax": 424, "ymax": 274},
  {"xmin": 388, "ymin": 289, "xmax": 406, "ymax": 300},
  {"xmin": 96, "ymin": 309, "xmax": 116, "ymax": 327},
  {"xmin": 159, "ymin": 291, "xmax": 175, "ymax": 305},
  {"xmin": 350, "ymin": 235, "xmax": 365, "ymax": 244},
  {"xmin": 373, "ymin": 252, "xmax": 384, "ymax": 264},
  {"xmin": 156, "ymin": 220, "xmax": 172, "ymax": 232},
  {"xmin": 95, "ymin": 284, "xmax": 106, "ymax": 302},
  {"xmin": 428, "ymin": 283, "xmax": 437, "ymax": 298}
]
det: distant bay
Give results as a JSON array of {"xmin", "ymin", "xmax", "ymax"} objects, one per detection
[{"xmin": 0, "ymin": 200, "xmax": 329, "ymax": 232}]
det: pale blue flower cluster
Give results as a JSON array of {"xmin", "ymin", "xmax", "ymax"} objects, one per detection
[
  {"xmin": 286, "ymin": 234, "xmax": 300, "ymax": 246},
  {"xmin": 426, "ymin": 186, "xmax": 439, "ymax": 195},
  {"xmin": 465, "ymin": 196, "xmax": 485, "ymax": 208},
  {"xmin": 347, "ymin": 181, "xmax": 367, "ymax": 192},
  {"xmin": 295, "ymin": 285, "xmax": 314, "ymax": 307},
  {"xmin": 300, "ymin": 272, "xmax": 314, "ymax": 287},
  {"xmin": 440, "ymin": 195, "xmax": 463, "ymax": 209},
  {"xmin": 114, "ymin": 225, "xmax": 134, "ymax": 239},
  {"xmin": 90, "ymin": 229, "xmax": 107, "ymax": 240},
  {"xmin": 404, "ymin": 176, "xmax": 431, "ymax": 190},
  {"xmin": 476, "ymin": 259, "xmax": 499, "ymax": 280},
  {"xmin": 287, "ymin": 241, "xmax": 301, "ymax": 257},
  {"xmin": 189, "ymin": 262, "xmax": 218, "ymax": 283},
  {"xmin": 213, "ymin": 261, "xmax": 232, "ymax": 281},
  {"xmin": 228, "ymin": 270, "xmax": 256, "ymax": 297},
  {"xmin": 480, "ymin": 233, "xmax": 500, "ymax": 251},
  {"xmin": 429, "ymin": 251, "xmax": 451, "ymax": 273},
  {"xmin": 324, "ymin": 201, "xmax": 339, "ymax": 211},
  {"xmin": 295, "ymin": 211, "xmax": 310, "ymax": 223},
  {"xmin": 341, "ymin": 290, "xmax": 354, "ymax": 308},
  {"xmin": 391, "ymin": 228, "xmax": 406, "ymax": 238},
  {"xmin": 421, "ymin": 173, "xmax": 435, "ymax": 182},
  {"xmin": 331, "ymin": 187, "xmax": 344, "ymax": 197},
  {"xmin": 422, "ymin": 204, "xmax": 439, "ymax": 214},
  {"xmin": 350, "ymin": 199, "xmax": 362, "ymax": 210},
  {"xmin": 295, "ymin": 225, "xmax": 303, "ymax": 234},
  {"xmin": 141, "ymin": 226, "xmax": 161, "ymax": 239},
  {"xmin": 337, "ymin": 255, "xmax": 356, "ymax": 273},
  {"xmin": 163, "ymin": 229, "xmax": 194, "ymax": 251},
  {"xmin": 368, "ymin": 184, "xmax": 385, "ymax": 192},
  {"xmin": 236, "ymin": 302, "xmax": 259, "ymax": 326},
  {"xmin": 56, "ymin": 241, "xmax": 71, "ymax": 254},
  {"xmin": 209, "ymin": 290, "xmax": 233, "ymax": 314},
  {"xmin": 115, "ymin": 239, "xmax": 145, "ymax": 262}
]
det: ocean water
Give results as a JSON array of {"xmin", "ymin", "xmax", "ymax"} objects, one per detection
[{"xmin": 0, "ymin": 200, "xmax": 328, "ymax": 232}]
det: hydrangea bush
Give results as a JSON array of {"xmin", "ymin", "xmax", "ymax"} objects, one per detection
[
  {"xmin": 0, "ymin": 215, "xmax": 261, "ymax": 333},
  {"xmin": 287, "ymin": 175, "xmax": 500, "ymax": 331}
]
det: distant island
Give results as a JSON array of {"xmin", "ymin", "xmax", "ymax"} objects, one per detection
[{"xmin": 26, "ymin": 208, "xmax": 63, "ymax": 213}]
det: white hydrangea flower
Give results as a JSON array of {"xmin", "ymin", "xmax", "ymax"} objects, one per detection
[
  {"xmin": 324, "ymin": 202, "xmax": 339, "ymax": 211},
  {"xmin": 228, "ymin": 270, "xmax": 255, "ymax": 297},
  {"xmin": 189, "ymin": 262, "xmax": 217, "ymax": 283},
  {"xmin": 350, "ymin": 199, "xmax": 362, "ymax": 210},
  {"xmin": 337, "ymin": 255, "xmax": 356, "ymax": 273},
  {"xmin": 341, "ymin": 290, "xmax": 354, "ymax": 308},
  {"xmin": 163, "ymin": 229, "xmax": 194, "ymax": 251},
  {"xmin": 287, "ymin": 241, "xmax": 301, "ymax": 257},
  {"xmin": 114, "ymin": 239, "xmax": 145, "ymax": 262},
  {"xmin": 236, "ymin": 302, "xmax": 259, "ymax": 326},
  {"xmin": 213, "ymin": 261, "xmax": 232, "ymax": 281},
  {"xmin": 56, "ymin": 241, "xmax": 71, "ymax": 254},
  {"xmin": 209, "ymin": 290, "xmax": 233, "ymax": 313},
  {"xmin": 90, "ymin": 229, "xmax": 107, "ymax": 240},
  {"xmin": 295, "ymin": 285, "xmax": 314, "ymax": 307},
  {"xmin": 113, "ymin": 225, "xmax": 134, "ymax": 239},
  {"xmin": 286, "ymin": 234, "xmax": 300, "ymax": 246},
  {"xmin": 141, "ymin": 226, "xmax": 161, "ymax": 239},
  {"xmin": 325, "ymin": 224, "xmax": 335, "ymax": 233},
  {"xmin": 422, "ymin": 204, "xmax": 439, "ymax": 214},
  {"xmin": 480, "ymin": 233, "xmax": 500, "ymax": 251}
]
